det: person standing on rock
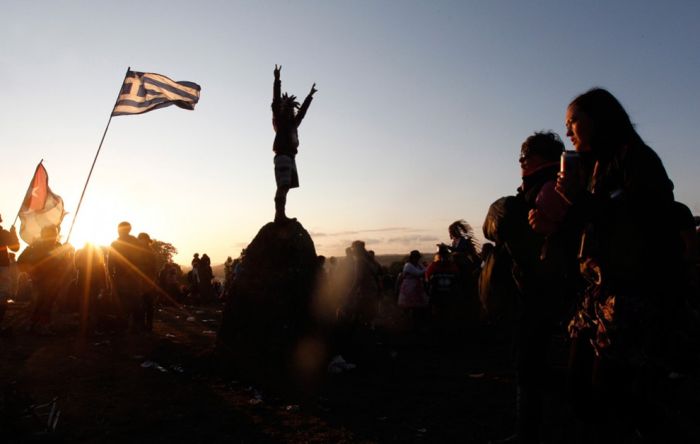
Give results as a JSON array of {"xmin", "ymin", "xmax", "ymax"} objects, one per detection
[{"xmin": 271, "ymin": 64, "xmax": 317, "ymax": 223}]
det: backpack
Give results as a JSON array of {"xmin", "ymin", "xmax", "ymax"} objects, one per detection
[
  {"xmin": 428, "ymin": 269, "xmax": 457, "ymax": 303},
  {"xmin": 483, "ymin": 196, "xmax": 529, "ymax": 245},
  {"xmin": 479, "ymin": 196, "xmax": 527, "ymax": 321},
  {"xmin": 478, "ymin": 244, "xmax": 518, "ymax": 321}
]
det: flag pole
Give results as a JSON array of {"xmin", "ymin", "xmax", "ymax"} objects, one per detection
[
  {"xmin": 65, "ymin": 67, "xmax": 131, "ymax": 244},
  {"xmin": 12, "ymin": 159, "xmax": 44, "ymax": 228}
]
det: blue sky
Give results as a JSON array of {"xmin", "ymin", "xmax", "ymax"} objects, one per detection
[{"xmin": 1, "ymin": 1, "xmax": 698, "ymax": 264}]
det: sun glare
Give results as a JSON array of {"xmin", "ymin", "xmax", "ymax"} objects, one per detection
[{"xmin": 64, "ymin": 210, "xmax": 118, "ymax": 249}]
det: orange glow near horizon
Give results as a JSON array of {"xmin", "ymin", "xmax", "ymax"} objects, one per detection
[{"xmin": 63, "ymin": 208, "xmax": 119, "ymax": 250}]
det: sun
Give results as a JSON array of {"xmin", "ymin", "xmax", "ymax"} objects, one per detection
[{"xmin": 63, "ymin": 209, "xmax": 118, "ymax": 249}]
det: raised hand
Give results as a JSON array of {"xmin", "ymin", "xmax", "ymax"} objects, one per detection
[
  {"xmin": 274, "ymin": 64, "xmax": 282, "ymax": 79},
  {"xmin": 309, "ymin": 83, "xmax": 317, "ymax": 96}
]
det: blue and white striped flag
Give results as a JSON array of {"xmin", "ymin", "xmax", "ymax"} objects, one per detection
[{"xmin": 112, "ymin": 70, "xmax": 201, "ymax": 116}]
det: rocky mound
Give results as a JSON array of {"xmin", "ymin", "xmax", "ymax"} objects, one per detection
[{"xmin": 217, "ymin": 220, "xmax": 325, "ymax": 390}]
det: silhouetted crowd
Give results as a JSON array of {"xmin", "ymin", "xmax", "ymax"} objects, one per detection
[
  {"xmin": 2, "ymin": 87, "xmax": 700, "ymax": 443},
  {"xmin": 0, "ymin": 221, "xmax": 202, "ymax": 336},
  {"xmin": 315, "ymin": 88, "xmax": 699, "ymax": 443}
]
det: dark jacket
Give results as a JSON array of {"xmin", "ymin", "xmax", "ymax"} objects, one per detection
[
  {"xmin": 109, "ymin": 235, "xmax": 142, "ymax": 281},
  {"xmin": 575, "ymin": 143, "xmax": 677, "ymax": 287},
  {"xmin": 483, "ymin": 164, "xmax": 575, "ymax": 316},
  {"xmin": 18, "ymin": 240, "xmax": 72, "ymax": 289}
]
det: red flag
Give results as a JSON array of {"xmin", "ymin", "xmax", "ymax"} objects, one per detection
[{"xmin": 19, "ymin": 163, "xmax": 66, "ymax": 244}]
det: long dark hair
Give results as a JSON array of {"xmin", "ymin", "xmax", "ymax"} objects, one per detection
[
  {"xmin": 569, "ymin": 88, "xmax": 645, "ymax": 156},
  {"xmin": 448, "ymin": 220, "xmax": 480, "ymax": 253}
]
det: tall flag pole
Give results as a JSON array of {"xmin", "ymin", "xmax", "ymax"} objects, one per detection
[
  {"xmin": 65, "ymin": 67, "xmax": 131, "ymax": 244},
  {"xmin": 65, "ymin": 68, "xmax": 201, "ymax": 244}
]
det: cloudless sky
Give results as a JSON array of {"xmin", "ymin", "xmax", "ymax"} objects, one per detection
[{"xmin": 1, "ymin": 0, "xmax": 698, "ymax": 265}]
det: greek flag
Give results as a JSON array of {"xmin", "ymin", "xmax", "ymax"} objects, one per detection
[{"xmin": 112, "ymin": 70, "xmax": 201, "ymax": 116}]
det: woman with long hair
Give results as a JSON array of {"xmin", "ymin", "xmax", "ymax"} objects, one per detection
[{"xmin": 558, "ymin": 88, "xmax": 680, "ymax": 441}]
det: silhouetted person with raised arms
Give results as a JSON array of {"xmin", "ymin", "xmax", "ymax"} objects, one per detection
[{"xmin": 271, "ymin": 64, "xmax": 317, "ymax": 223}]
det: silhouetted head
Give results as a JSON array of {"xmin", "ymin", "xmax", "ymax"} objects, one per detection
[
  {"xmin": 408, "ymin": 250, "xmax": 422, "ymax": 264},
  {"xmin": 437, "ymin": 243, "xmax": 450, "ymax": 259},
  {"xmin": 280, "ymin": 93, "xmax": 300, "ymax": 118},
  {"xmin": 351, "ymin": 240, "xmax": 366, "ymax": 255},
  {"xmin": 137, "ymin": 232, "xmax": 151, "ymax": 245},
  {"xmin": 201, "ymin": 254, "xmax": 210, "ymax": 265},
  {"xmin": 567, "ymin": 88, "xmax": 643, "ymax": 156},
  {"xmin": 520, "ymin": 131, "xmax": 564, "ymax": 176},
  {"xmin": 449, "ymin": 220, "xmax": 473, "ymax": 240},
  {"xmin": 117, "ymin": 221, "xmax": 131, "ymax": 237}
]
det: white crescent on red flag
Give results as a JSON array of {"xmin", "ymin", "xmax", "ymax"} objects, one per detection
[{"xmin": 19, "ymin": 163, "xmax": 66, "ymax": 244}]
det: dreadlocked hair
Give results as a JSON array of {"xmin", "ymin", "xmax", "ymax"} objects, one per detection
[
  {"xmin": 449, "ymin": 220, "xmax": 480, "ymax": 251},
  {"xmin": 281, "ymin": 93, "xmax": 300, "ymax": 110}
]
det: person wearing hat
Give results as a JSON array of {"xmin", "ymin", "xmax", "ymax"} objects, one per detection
[{"xmin": 0, "ymin": 214, "xmax": 20, "ymax": 330}]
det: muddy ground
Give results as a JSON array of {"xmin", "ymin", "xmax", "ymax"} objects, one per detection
[{"xmin": 1, "ymin": 300, "xmax": 698, "ymax": 443}]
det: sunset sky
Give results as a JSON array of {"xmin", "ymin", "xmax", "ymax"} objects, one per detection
[{"xmin": 1, "ymin": 1, "xmax": 698, "ymax": 265}]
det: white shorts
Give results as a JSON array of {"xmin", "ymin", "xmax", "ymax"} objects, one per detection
[{"xmin": 274, "ymin": 154, "xmax": 299, "ymax": 189}]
